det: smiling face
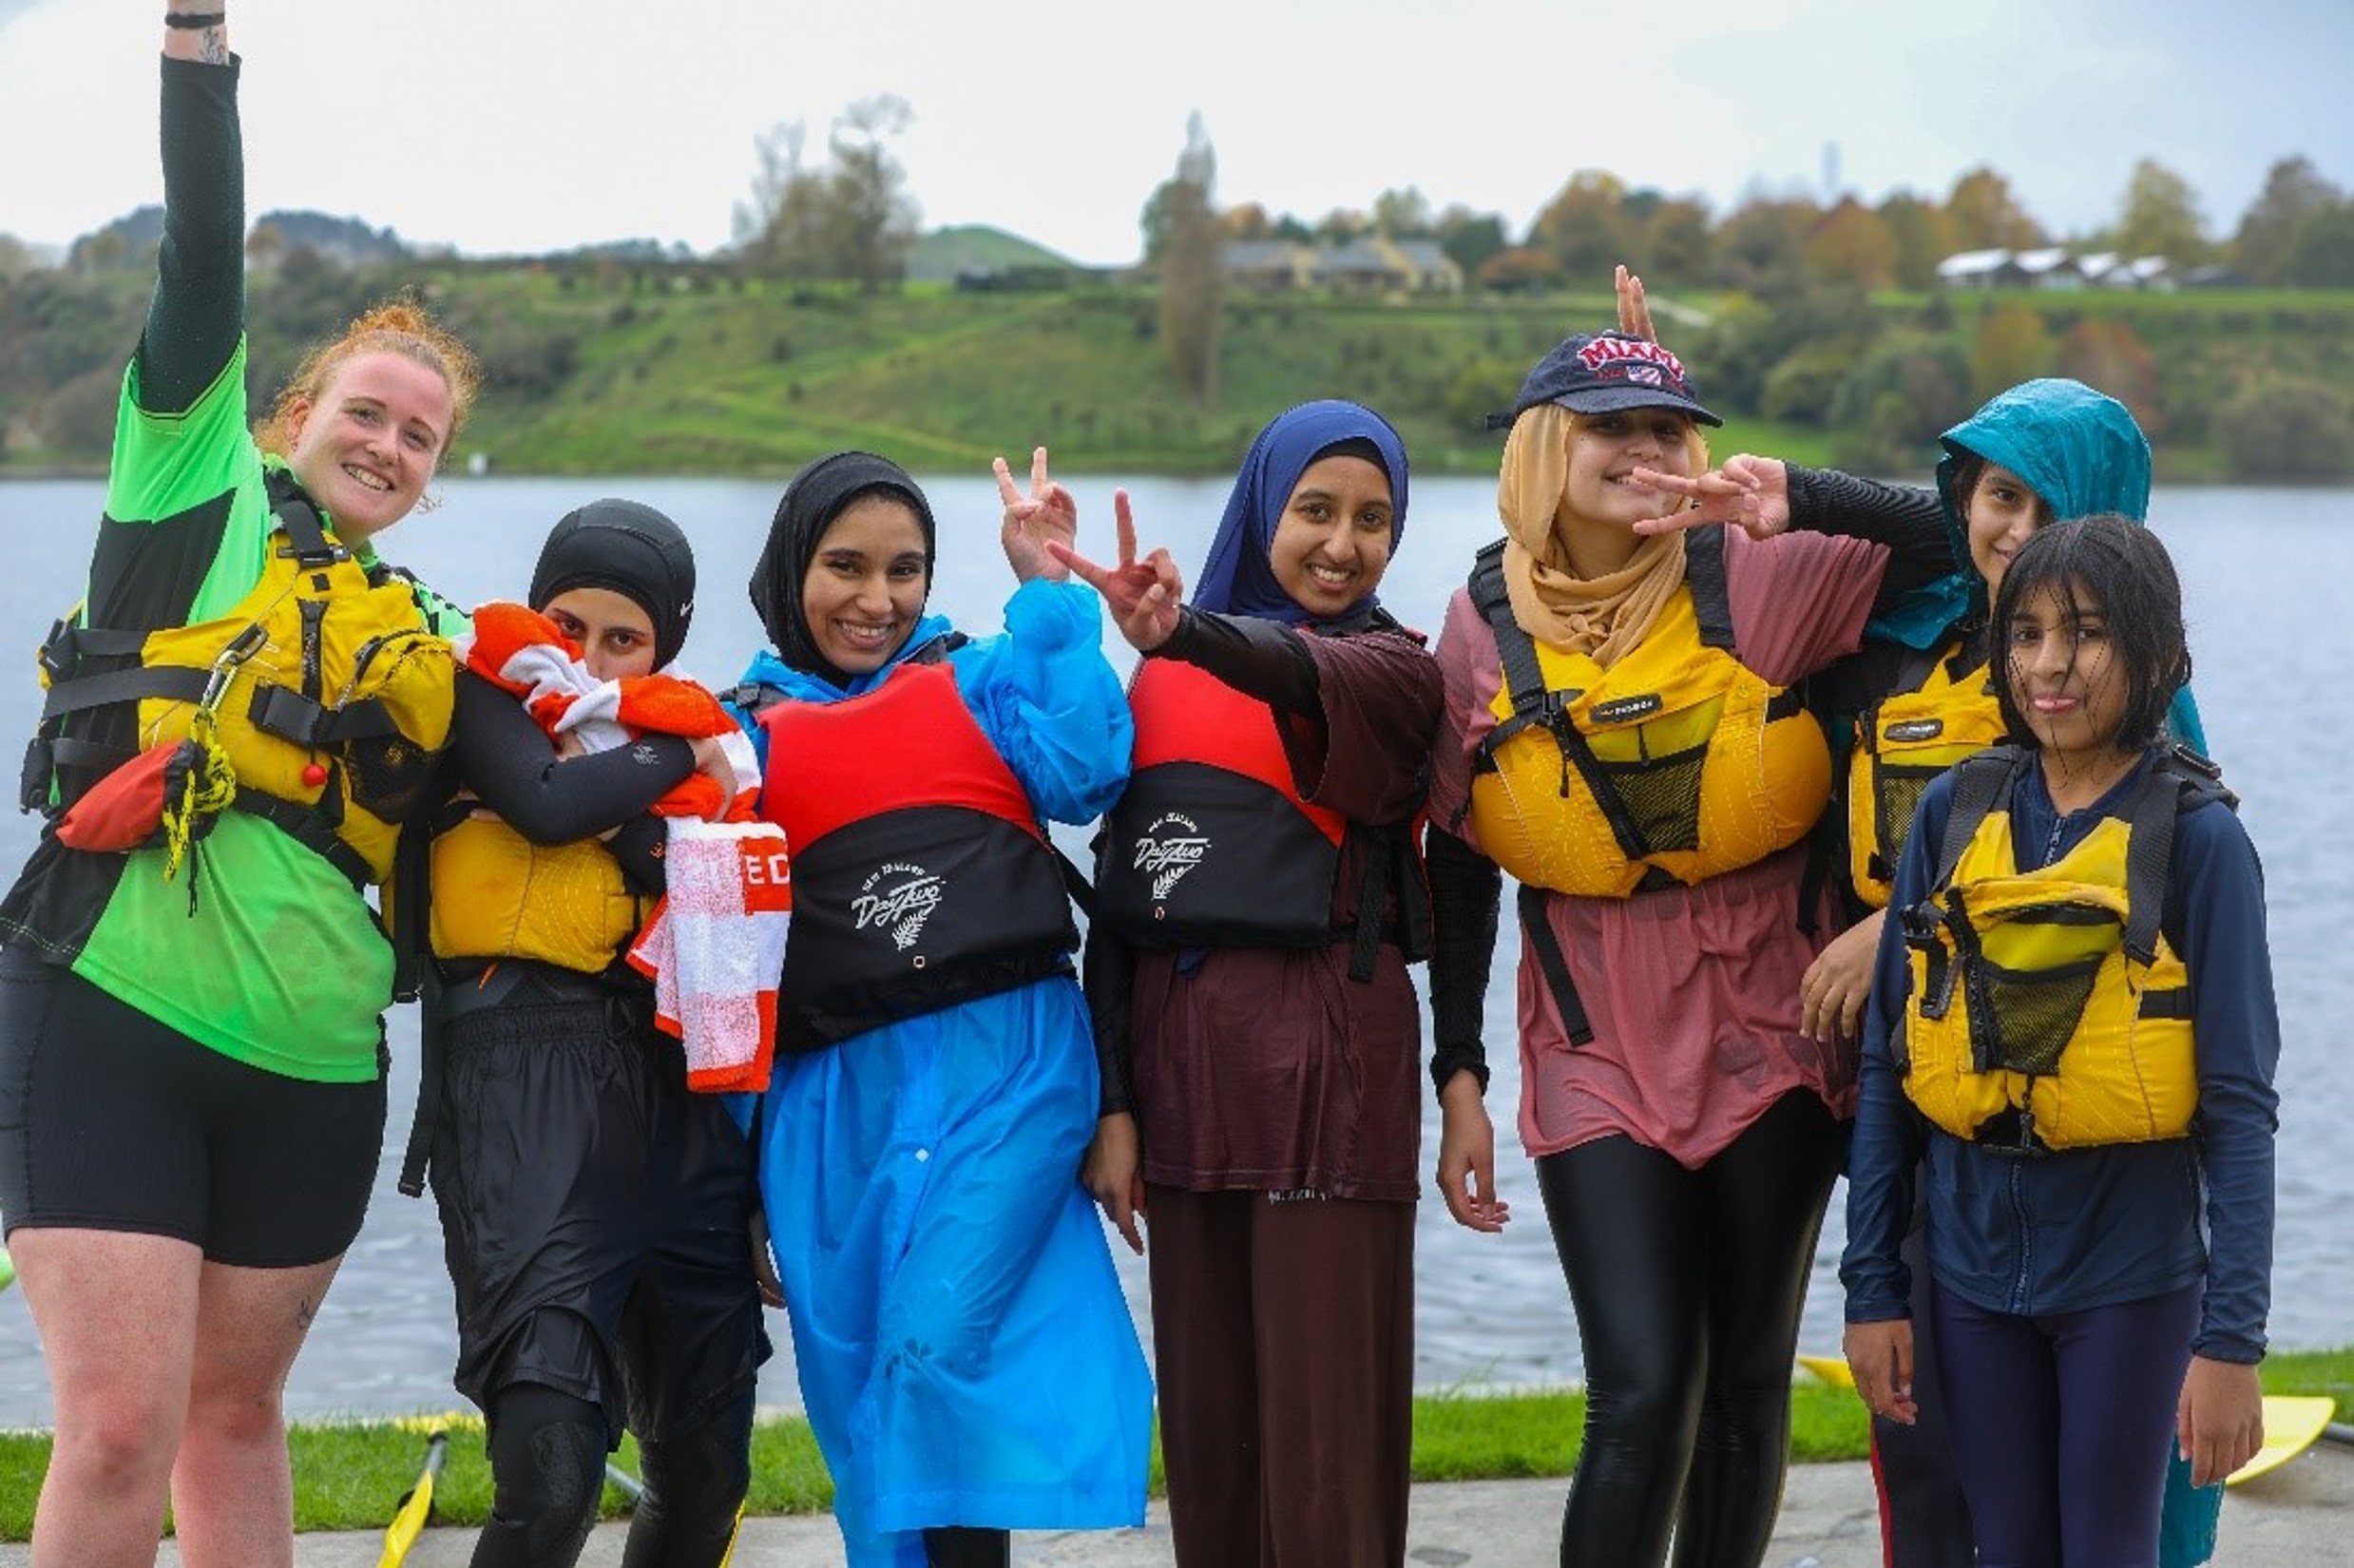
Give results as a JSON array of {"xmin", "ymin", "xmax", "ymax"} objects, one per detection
[
  {"xmin": 2003, "ymin": 578, "xmax": 2130, "ymax": 777},
  {"xmin": 1267, "ymin": 453, "xmax": 1396, "ymax": 618},
  {"xmin": 1962, "ymin": 461, "xmax": 2055, "ymax": 591},
  {"xmin": 282, "ymin": 351, "xmax": 454, "ymax": 544},
  {"xmin": 801, "ymin": 494, "xmax": 930, "ymax": 676},
  {"xmin": 1560, "ymin": 408, "xmax": 1697, "ymax": 568},
  {"xmin": 543, "ymin": 586, "xmax": 659, "ymax": 680}
]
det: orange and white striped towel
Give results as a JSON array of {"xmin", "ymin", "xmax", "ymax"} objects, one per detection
[
  {"xmin": 457, "ymin": 602, "xmax": 783, "ymax": 1091},
  {"xmin": 627, "ymin": 823, "xmax": 791, "ymax": 1093}
]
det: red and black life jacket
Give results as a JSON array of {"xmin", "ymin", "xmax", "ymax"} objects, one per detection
[
  {"xmin": 1095, "ymin": 656, "xmax": 1427, "ymax": 978},
  {"xmin": 754, "ymin": 657, "xmax": 1078, "ymax": 1051}
]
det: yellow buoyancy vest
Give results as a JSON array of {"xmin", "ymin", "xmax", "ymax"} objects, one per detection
[
  {"xmin": 428, "ymin": 813, "xmax": 652, "ymax": 974},
  {"xmin": 1896, "ymin": 745, "xmax": 2225, "ymax": 1152},
  {"xmin": 1847, "ymin": 640, "xmax": 2009, "ymax": 909},
  {"xmin": 1464, "ymin": 532, "xmax": 1831, "ymax": 899},
  {"xmin": 32, "ymin": 482, "xmax": 453, "ymax": 888}
]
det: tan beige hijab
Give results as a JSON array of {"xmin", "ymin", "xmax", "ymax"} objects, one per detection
[{"xmin": 1496, "ymin": 404, "xmax": 1688, "ymax": 668}]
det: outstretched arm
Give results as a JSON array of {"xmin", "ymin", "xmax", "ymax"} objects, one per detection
[{"xmin": 143, "ymin": 3, "xmax": 242, "ymax": 414}]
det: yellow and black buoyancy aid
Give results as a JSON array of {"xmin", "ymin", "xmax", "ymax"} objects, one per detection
[
  {"xmin": 1847, "ymin": 639, "xmax": 2008, "ymax": 909},
  {"xmin": 25, "ymin": 473, "xmax": 454, "ymax": 889},
  {"xmin": 1896, "ymin": 744, "xmax": 2230, "ymax": 1153},
  {"xmin": 1464, "ymin": 528, "xmax": 1831, "ymax": 899},
  {"xmin": 427, "ymin": 806, "xmax": 653, "ymax": 976}
]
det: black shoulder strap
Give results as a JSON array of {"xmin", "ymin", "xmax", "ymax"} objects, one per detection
[
  {"xmin": 1931, "ymin": 744, "xmax": 2031, "ymax": 891},
  {"xmin": 2121, "ymin": 746, "xmax": 2238, "ymax": 966},
  {"xmin": 264, "ymin": 468, "xmax": 348, "ymax": 568},
  {"xmin": 1468, "ymin": 539, "xmax": 1554, "ymax": 739},
  {"xmin": 1517, "ymin": 882, "xmax": 1594, "ymax": 1045},
  {"xmin": 1683, "ymin": 526, "xmax": 1733, "ymax": 651}
]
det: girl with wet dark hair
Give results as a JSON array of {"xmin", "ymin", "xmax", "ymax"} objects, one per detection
[
  {"xmin": 726, "ymin": 449, "xmax": 1151, "ymax": 1568},
  {"xmin": 1985, "ymin": 514, "xmax": 2192, "ymax": 757},
  {"xmin": 1844, "ymin": 516, "xmax": 2279, "ymax": 1563}
]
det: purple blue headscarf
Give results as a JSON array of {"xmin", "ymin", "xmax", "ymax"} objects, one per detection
[{"xmin": 1192, "ymin": 399, "xmax": 1409, "ymax": 625}]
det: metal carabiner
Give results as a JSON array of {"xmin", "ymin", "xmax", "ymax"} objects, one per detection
[{"xmin": 198, "ymin": 621, "xmax": 271, "ymax": 713}]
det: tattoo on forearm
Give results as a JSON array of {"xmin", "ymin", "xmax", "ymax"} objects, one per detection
[{"xmin": 199, "ymin": 25, "xmax": 228, "ymax": 65}]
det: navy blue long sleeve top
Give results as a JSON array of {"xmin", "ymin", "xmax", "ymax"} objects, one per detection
[{"xmin": 1841, "ymin": 746, "xmax": 2281, "ymax": 1363}]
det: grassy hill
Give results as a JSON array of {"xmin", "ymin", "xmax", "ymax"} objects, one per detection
[{"xmin": 5, "ymin": 261, "xmax": 2350, "ymax": 481}]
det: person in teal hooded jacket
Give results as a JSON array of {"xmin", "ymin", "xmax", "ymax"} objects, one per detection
[{"xmin": 1642, "ymin": 375, "xmax": 2223, "ymax": 1568}]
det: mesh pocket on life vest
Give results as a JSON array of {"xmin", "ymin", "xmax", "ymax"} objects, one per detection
[
  {"xmin": 1967, "ymin": 954, "xmax": 2101, "ymax": 1078},
  {"xmin": 1873, "ymin": 763, "xmax": 1945, "ymax": 878},
  {"xmin": 344, "ymin": 734, "xmax": 436, "ymax": 823},
  {"xmin": 1597, "ymin": 742, "xmax": 1707, "ymax": 855}
]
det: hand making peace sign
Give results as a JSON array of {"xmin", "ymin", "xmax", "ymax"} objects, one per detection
[
  {"xmin": 1046, "ymin": 490, "xmax": 1186, "ymax": 654},
  {"xmin": 995, "ymin": 445, "xmax": 1079, "ymax": 584}
]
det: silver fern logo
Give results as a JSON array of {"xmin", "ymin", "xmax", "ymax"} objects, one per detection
[
  {"xmin": 854, "ymin": 861, "xmax": 943, "ymax": 951},
  {"xmin": 1134, "ymin": 813, "xmax": 1209, "ymax": 904}
]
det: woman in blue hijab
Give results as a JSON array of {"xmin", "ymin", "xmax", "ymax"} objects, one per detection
[{"xmin": 1063, "ymin": 400, "xmax": 1463, "ymax": 1568}]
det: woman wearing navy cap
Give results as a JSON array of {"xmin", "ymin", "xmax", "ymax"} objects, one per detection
[{"xmin": 1423, "ymin": 313, "xmax": 1952, "ymax": 1565}]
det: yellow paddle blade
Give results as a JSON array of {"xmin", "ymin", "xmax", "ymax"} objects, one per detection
[
  {"xmin": 1796, "ymin": 1354, "xmax": 1857, "ymax": 1390},
  {"xmin": 392, "ymin": 1409, "xmax": 484, "ymax": 1435},
  {"xmin": 2227, "ymin": 1395, "xmax": 2337, "ymax": 1486},
  {"xmin": 0, "ymin": 1246, "xmax": 14, "ymax": 1292},
  {"xmin": 375, "ymin": 1428, "xmax": 450, "ymax": 1568}
]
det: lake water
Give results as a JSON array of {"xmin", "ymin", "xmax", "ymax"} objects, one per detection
[{"xmin": 1, "ymin": 471, "xmax": 2349, "ymax": 1426}]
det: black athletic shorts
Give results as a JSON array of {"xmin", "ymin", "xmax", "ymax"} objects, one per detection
[
  {"xmin": 0, "ymin": 944, "xmax": 388, "ymax": 1267},
  {"xmin": 428, "ymin": 969, "xmax": 770, "ymax": 1445}
]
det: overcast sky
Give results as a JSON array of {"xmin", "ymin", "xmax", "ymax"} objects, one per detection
[{"xmin": 3, "ymin": 0, "xmax": 2346, "ymax": 267}]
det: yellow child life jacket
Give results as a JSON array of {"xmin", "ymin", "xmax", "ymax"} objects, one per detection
[
  {"xmin": 29, "ymin": 476, "xmax": 453, "ymax": 889},
  {"xmin": 1896, "ymin": 744, "xmax": 2230, "ymax": 1152},
  {"xmin": 1847, "ymin": 639, "xmax": 2009, "ymax": 909},
  {"xmin": 427, "ymin": 810, "xmax": 654, "ymax": 975},
  {"xmin": 1464, "ymin": 530, "xmax": 1831, "ymax": 899}
]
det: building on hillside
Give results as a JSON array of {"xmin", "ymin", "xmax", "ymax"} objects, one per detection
[
  {"xmin": 1220, "ymin": 237, "xmax": 1463, "ymax": 296},
  {"xmin": 2015, "ymin": 248, "xmax": 2084, "ymax": 289},
  {"xmin": 1935, "ymin": 248, "xmax": 2206, "ymax": 293},
  {"xmin": 1221, "ymin": 239, "xmax": 1323, "ymax": 290},
  {"xmin": 1935, "ymin": 248, "xmax": 2024, "ymax": 289},
  {"xmin": 2076, "ymin": 253, "xmax": 2179, "ymax": 292}
]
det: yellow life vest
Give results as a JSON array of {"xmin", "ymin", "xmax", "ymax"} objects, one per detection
[
  {"xmin": 1847, "ymin": 640, "xmax": 2009, "ymax": 909},
  {"xmin": 1896, "ymin": 745, "xmax": 2227, "ymax": 1152},
  {"xmin": 427, "ymin": 812, "xmax": 653, "ymax": 974},
  {"xmin": 30, "ymin": 479, "xmax": 453, "ymax": 888},
  {"xmin": 1464, "ymin": 531, "xmax": 1831, "ymax": 898}
]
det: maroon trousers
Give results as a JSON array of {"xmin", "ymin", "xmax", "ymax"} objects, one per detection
[{"xmin": 1144, "ymin": 1184, "xmax": 1415, "ymax": 1568}]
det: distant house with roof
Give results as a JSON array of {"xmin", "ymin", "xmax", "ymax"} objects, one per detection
[
  {"xmin": 1222, "ymin": 239, "xmax": 1322, "ymax": 291},
  {"xmin": 1220, "ymin": 236, "xmax": 1463, "ymax": 296},
  {"xmin": 1936, "ymin": 247, "xmax": 2196, "ymax": 293},
  {"xmin": 1935, "ymin": 248, "xmax": 2022, "ymax": 289}
]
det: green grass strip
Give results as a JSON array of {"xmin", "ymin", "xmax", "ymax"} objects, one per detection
[{"xmin": 1, "ymin": 1347, "xmax": 2347, "ymax": 1540}]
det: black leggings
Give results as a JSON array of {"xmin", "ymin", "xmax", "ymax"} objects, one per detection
[
  {"xmin": 469, "ymin": 1381, "xmax": 755, "ymax": 1568},
  {"xmin": 1537, "ymin": 1089, "xmax": 1843, "ymax": 1568}
]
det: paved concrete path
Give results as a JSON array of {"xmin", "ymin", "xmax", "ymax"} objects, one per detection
[{"xmin": 14, "ymin": 1443, "xmax": 2345, "ymax": 1567}]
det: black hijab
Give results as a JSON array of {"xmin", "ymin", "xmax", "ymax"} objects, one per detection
[
  {"xmin": 748, "ymin": 450, "xmax": 938, "ymax": 685},
  {"xmin": 528, "ymin": 498, "xmax": 697, "ymax": 669}
]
